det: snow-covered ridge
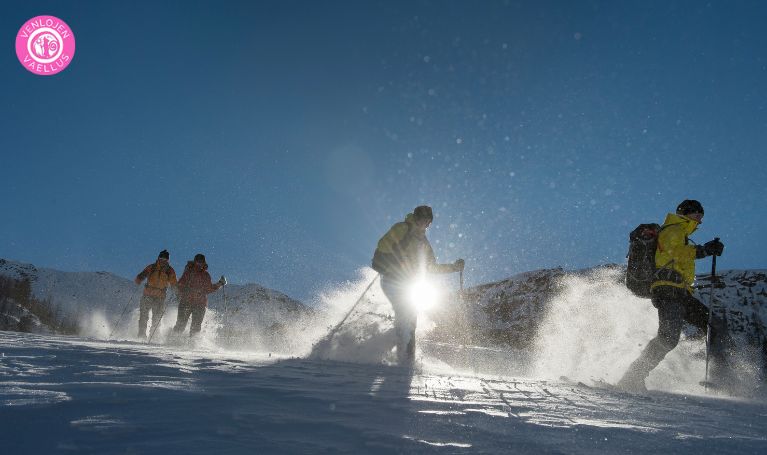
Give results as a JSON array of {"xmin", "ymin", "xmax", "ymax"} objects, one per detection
[
  {"xmin": 0, "ymin": 258, "xmax": 310, "ymax": 337},
  {"xmin": 431, "ymin": 265, "xmax": 767, "ymax": 349},
  {"xmin": 3, "ymin": 257, "xmax": 765, "ymax": 356}
]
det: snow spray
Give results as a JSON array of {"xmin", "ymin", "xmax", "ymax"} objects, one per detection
[{"xmin": 531, "ymin": 266, "xmax": 709, "ymax": 393}]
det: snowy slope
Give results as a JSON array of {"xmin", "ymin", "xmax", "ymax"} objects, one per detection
[
  {"xmin": 0, "ymin": 331, "xmax": 765, "ymax": 454},
  {"xmin": 431, "ymin": 265, "xmax": 767, "ymax": 350},
  {"xmin": 0, "ymin": 258, "xmax": 310, "ymax": 344}
]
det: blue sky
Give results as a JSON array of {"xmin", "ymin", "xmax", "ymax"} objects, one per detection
[{"xmin": 2, "ymin": 0, "xmax": 766, "ymax": 301}]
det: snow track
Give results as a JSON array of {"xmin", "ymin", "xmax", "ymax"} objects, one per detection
[{"xmin": 0, "ymin": 331, "xmax": 765, "ymax": 454}]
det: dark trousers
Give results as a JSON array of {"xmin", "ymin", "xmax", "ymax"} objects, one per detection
[
  {"xmin": 624, "ymin": 285, "xmax": 714, "ymax": 381},
  {"xmin": 173, "ymin": 300, "xmax": 206, "ymax": 336},
  {"xmin": 381, "ymin": 277, "xmax": 418, "ymax": 362},
  {"xmin": 138, "ymin": 295, "xmax": 165, "ymax": 338}
]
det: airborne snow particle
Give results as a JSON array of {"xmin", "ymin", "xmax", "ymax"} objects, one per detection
[
  {"xmin": 574, "ymin": 32, "xmax": 582, "ymax": 40},
  {"xmin": 456, "ymin": 138, "xmax": 463, "ymax": 144},
  {"xmin": 423, "ymin": 55, "xmax": 431, "ymax": 63}
]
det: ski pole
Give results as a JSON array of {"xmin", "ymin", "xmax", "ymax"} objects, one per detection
[
  {"xmin": 459, "ymin": 269, "xmax": 464, "ymax": 292},
  {"xmin": 704, "ymin": 238, "xmax": 720, "ymax": 390},
  {"xmin": 147, "ymin": 298, "xmax": 168, "ymax": 344},
  {"xmin": 220, "ymin": 280, "xmax": 228, "ymax": 319},
  {"xmin": 109, "ymin": 285, "xmax": 141, "ymax": 340},
  {"xmin": 313, "ymin": 274, "xmax": 379, "ymax": 348}
]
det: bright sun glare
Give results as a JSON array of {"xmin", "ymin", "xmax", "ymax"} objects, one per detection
[{"xmin": 408, "ymin": 279, "xmax": 439, "ymax": 311}]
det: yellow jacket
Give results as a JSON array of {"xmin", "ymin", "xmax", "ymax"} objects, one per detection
[
  {"xmin": 652, "ymin": 213, "xmax": 700, "ymax": 293},
  {"xmin": 373, "ymin": 213, "xmax": 454, "ymax": 280}
]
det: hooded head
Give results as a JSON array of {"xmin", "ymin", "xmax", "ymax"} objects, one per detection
[
  {"xmin": 189, "ymin": 253, "xmax": 208, "ymax": 270},
  {"xmin": 413, "ymin": 205, "xmax": 433, "ymax": 222},
  {"xmin": 158, "ymin": 250, "xmax": 170, "ymax": 260}
]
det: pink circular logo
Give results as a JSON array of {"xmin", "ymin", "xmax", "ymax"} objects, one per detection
[{"xmin": 15, "ymin": 15, "xmax": 76, "ymax": 76}]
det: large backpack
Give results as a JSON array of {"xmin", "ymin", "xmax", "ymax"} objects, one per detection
[
  {"xmin": 146, "ymin": 262, "xmax": 172, "ymax": 289},
  {"xmin": 371, "ymin": 222, "xmax": 413, "ymax": 276},
  {"xmin": 626, "ymin": 223, "xmax": 662, "ymax": 298}
]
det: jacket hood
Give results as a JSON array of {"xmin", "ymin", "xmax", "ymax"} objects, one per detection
[
  {"xmin": 663, "ymin": 213, "xmax": 699, "ymax": 235},
  {"xmin": 186, "ymin": 261, "xmax": 208, "ymax": 271}
]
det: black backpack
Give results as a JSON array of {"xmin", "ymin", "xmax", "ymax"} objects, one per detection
[{"xmin": 626, "ymin": 223, "xmax": 662, "ymax": 298}]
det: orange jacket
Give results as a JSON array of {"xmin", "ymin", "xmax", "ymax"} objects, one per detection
[{"xmin": 136, "ymin": 260, "xmax": 177, "ymax": 298}]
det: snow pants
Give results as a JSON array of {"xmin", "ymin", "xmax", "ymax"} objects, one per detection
[
  {"xmin": 138, "ymin": 294, "xmax": 165, "ymax": 339},
  {"xmin": 173, "ymin": 300, "xmax": 206, "ymax": 336},
  {"xmin": 381, "ymin": 277, "xmax": 417, "ymax": 363},
  {"xmin": 623, "ymin": 285, "xmax": 718, "ymax": 381}
]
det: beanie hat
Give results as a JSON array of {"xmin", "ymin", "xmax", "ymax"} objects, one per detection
[
  {"xmin": 413, "ymin": 205, "xmax": 433, "ymax": 221},
  {"xmin": 676, "ymin": 200, "xmax": 704, "ymax": 216},
  {"xmin": 158, "ymin": 250, "xmax": 170, "ymax": 260},
  {"xmin": 193, "ymin": 253, "xmax": 206, "ymax": 263}
]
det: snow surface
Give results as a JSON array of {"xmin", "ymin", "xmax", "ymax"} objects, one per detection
[
  {"xmin": 1, "ymin": 331, "xmax": 766, "ymax": 454},
  {"xmin": 2, "ymin": 260, "xmax": 767, "ymax": 452}
]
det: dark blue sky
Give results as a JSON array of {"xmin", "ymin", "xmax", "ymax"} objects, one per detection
[{"xmin": 2, "ymin": 1, "xmax": 766, "ymax": 301}]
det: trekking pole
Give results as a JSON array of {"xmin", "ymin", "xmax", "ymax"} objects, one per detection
[
  {"xmin": 220, "ymin": 280, "xmax": 228, "ymax": 319},
  {"xmin": 312, "ymin": 274, "xmax": 379, "ymax": 348},
  {"xmin": 704, "ymin": 238, "xmax": 720, "ymax": 391},
  {"xmin": 147, "ymin": 297, "xmax": 169, "ymax": 344},
  {"xmin": 108, "ymin": 285, "xmax": 141, "ymax": 340}
]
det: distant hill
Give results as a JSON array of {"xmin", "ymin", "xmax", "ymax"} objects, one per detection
[
  {"xmin": 3, "ymin": 258, "xmax": 765, "ymax": 360},
  {"xmin": 430, "ymin": 264, "xmax": 767, "ymax": 352},
  {"xmin": 0, "ymin": 258, "xmax": 311, "ymax": 344}
]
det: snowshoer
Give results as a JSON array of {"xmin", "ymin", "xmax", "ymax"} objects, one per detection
[
  {"xmin": 135, "ymin": 250, "xmax": 178, "ymax": 340},
  {"xmin": 618, "ymin": 200, "xmax": 724, "ymax": 392},
  {"xmin": 173, "ymin": 254, "xmax": 225, "ymax": 337},
  {"xmin": 372, "ymin": 205, "xmax": 465, "ymax": 363}
]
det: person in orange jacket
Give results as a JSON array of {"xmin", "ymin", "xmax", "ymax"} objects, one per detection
[
  {"xmin": 173, "ymin": 254, "xmax": 225, "ymax": 337},
  {"xmin": 134, "ymin": 250, "xmax": 178, "ymax": 340}
]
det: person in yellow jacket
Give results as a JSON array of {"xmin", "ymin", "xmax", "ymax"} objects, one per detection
[
  {"xmin": 372, "ymin": 205, "xmax": 464, "ymax": 363},
  {"xmin": 134, "ymin": 250, "xmax": 178, "ymax": 340},
  {"xmin": 618, "ymin": 200, "xmax": 724, "ymax": 392}
]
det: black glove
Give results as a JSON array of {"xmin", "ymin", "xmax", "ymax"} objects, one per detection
[
  {"xmin": 453, "ymin": 259, "xmax": 465, "ymax": 272},
  {"xmin": 703, "ymin": 239, "xmax": 724, "ymax": 257},
  {"xmin": 218, "ymin": 275, "xmax": 227, "ymax": 286}
]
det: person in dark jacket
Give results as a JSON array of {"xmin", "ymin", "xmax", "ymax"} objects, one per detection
[
  {"xmin": 135, "ymin": 250, "xmax": 177, "ymax": 340},
  {"xmin": 173, "ymin": 254, "xmax": 225, "ymax": 337},
  {"xmin": 618, "ymin": 200, "xmax": 724, "ymax": 392},
  {"xmin": 372, "ymin": 205, "xmax": 464, "ymax": 363}
]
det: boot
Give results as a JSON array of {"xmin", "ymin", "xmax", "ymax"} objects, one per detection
[{"xmin": 617, "ymin": 371, "xmax": 648, "ymax": 393}]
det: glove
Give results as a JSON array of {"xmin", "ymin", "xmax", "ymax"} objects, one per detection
[
  {"xmin": 218, "ymin": 275, "xmax": 227, "ymax": 286},
  {"xmin": 703, "ymin": 239, "xmax": 724, "ymax": 257},
  {"xmin": 453, "ymin": 258, "xmax": 465, "ymax": 272}
]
